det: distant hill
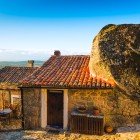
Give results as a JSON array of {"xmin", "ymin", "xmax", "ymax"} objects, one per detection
[{"xmin": 0, "ymin": 61, "xmax": 44, "ymax": 69}]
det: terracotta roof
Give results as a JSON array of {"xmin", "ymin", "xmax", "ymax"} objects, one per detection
[
  {"xmin": 0, "ymin": 66, "xmax": 37, "ymax": 83},
  {"xmin": 21, "ymin": 55, "xmax": 114, "ymax": 89}
]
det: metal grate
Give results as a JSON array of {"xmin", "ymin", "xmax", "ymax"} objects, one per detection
[{"xmin": 70, "ymin": 114, "xmax": 104, "ymax": 135}]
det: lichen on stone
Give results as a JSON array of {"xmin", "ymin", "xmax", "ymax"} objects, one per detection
[{"xmin": 89, "ymin": 24, "xmax": 140, "ymax": 99}]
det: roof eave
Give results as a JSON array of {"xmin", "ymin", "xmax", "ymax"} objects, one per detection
[{"xmin": 19, "ymin": 85, "xmax": 114, "ymax": 90}]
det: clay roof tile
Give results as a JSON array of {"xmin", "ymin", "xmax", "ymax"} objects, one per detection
[{"xmin": 21, "ymin": 55, "xmax": 114, "ymax": 88}]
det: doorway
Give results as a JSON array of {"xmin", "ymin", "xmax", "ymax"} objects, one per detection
[{"xmin": 47, "ymin": 90, "xmax": 63, "ymax": 128}]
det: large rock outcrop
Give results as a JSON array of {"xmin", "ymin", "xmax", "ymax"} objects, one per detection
[{"xmin": 89, "ymin": 24, "xmax": 140, "ymax": 99}]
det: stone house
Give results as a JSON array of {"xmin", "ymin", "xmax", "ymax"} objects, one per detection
[
  {"xmin": 0, "ymin": 62, "xmax": 37, "ymax": 110},
  {"xmin": 20, "ymin": 51, "xmax": 140, "ymax": 130}
]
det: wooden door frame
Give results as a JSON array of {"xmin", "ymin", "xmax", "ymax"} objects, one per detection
[{"xmin": 41, "ymin": 89, "xmax": 68, "ymax": 130}]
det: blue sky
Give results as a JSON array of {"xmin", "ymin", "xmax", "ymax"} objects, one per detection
[{"xmin": 0, "ymin": 0, "xmax": 140, "ymax": 61}]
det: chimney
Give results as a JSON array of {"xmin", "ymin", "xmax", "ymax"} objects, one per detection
[
  {"xmin": 27, "ymin": 60, "xmax": 34, "ymax": 67},
  {"xmin": 54, "ymin": 50, "xmax": 61, "ymax": 56}
]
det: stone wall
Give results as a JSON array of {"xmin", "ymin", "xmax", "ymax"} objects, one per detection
[
  {"xmin": 0, "ymin": 91, "xmax": 3, "ymax": 109},
  {"xmin": 0, "ymin": 90, "xmax": 9, "ymax": 109},
  {"xmin": 68, "ymin": 88, "xmax": 140, "ymax": 128},
  {"xmin": 0, "ymin": 89, "xmax": 20, "ymax": 109},
  {"xmin": 22, "ymin": 88, "xmax": 41, "ymax": 129}
]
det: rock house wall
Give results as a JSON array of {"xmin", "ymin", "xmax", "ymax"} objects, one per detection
[
  {"xmin": 22, "ymin": 88, "xmax": 41, "ymax": 129},
  {"xmin": 22, "ymin": 87, "xmax": 140, "ymax": 129},
  {"xmin": 68, "ymin": 88, "xmax": 140, "ymax": 128}
]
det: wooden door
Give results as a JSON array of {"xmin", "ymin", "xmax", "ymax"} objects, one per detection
[{"xmin": 47, "ymin": 90, "xmax": 63, "ymax": 128}]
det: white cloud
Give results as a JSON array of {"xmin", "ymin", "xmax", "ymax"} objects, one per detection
[
  {"xmin": 0, "ymin": 48, "xmax": 50, "ymax": 61},
  {"xmin": 0, "ymin": 48, "xmax": 89, "ymax": 61}
]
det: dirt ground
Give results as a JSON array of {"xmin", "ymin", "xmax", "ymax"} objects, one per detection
[
  {"xmin": 0, "ymin": 124, "xmax": 140, "ymax": 140},
  {"xmin": 0, "ymin": 130, "xmax": 139, "ymax": 140}
]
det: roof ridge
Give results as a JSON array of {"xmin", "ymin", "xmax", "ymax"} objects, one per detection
[
  {"xmin": 51, "ymin": 55, "xmax": 90, "ymax": 57},
  {"xmin": 2, "ymin": 66, "xmax": 38, "ymax": 69}
]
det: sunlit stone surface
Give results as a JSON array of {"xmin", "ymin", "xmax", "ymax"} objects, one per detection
[{"xmin": 89, "ymin": 24, "xmax": 140, "ymax": 99}]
